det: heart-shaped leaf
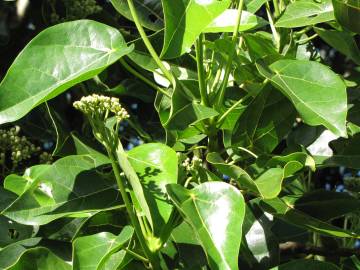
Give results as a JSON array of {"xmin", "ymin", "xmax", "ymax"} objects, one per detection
[
  {"xmin": 0, "ymin": 20, "xmax": 133, "ymax": 124},
  {"xmin": 257, "ymin": 60, "xmax": 347, "ymax": 137}
]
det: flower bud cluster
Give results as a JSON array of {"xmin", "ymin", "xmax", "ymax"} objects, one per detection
[
  {"xmin": 39, "ymin": 152, "xmax": 53, "ymax": 165},
  {"xmin": 64, "ymin": 0, "xmax": 102, "ymax": 20},
  {"xmin": 181, "ymin": 156, "xmax": 203, "ymax": 172},
  {"xmin": 0, "ymin": 126, "xmax": 42, "ymax": 167},
  {"xmin": 344, "ymin": 176, "xmax": 360, "ymax": 195},
  {"xmin": 50, "ymin": 0, "xmax": 102, "ymax": 23},
  {"xmin": 73, "ymin": 94, "xmax": 129, "ymax": 122}
]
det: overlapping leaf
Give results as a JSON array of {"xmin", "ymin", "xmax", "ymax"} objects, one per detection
[
  {"xmin": 2, "ymin": 155, "xmax": 120, "ymax": 225},
  {"xmin": 73, "ymin": 226, "xmax": 134, "ymax": 270}
]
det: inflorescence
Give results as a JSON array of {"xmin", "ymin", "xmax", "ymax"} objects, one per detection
[
  {"xmin": 0, "ymin": 126, "xmax": 52, "ymax": 175},
  {"xmin": 73, "ymin": 94, "xmax": 129, "ymax": 122}
]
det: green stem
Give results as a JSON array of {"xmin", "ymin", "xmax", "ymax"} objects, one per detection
[
  {"xmin": 216, "ymin": 93, "xmax": 251, "ymax": 125},
  {"xmin": 195, "ymin": 34, "xmax": 209, "ymax": 106},
  {"xmin": 119, "ymin": 58, "xmax": 171, "ymax": 98},
  {"xmin": 107, "ymin": 147, "xmax": 160, "ymax": 269},
  {"xmin": 266, "ymin": 3, "xmax": 280, "ymax": 50},
  {"xmin": 215, "ymin": 0, "xmax": 245, "ymax": 108},
  {"xmin": 127, "ymin": 0, "xmax": 175, "ymax": 85},
  {"xmin": 273, "ymin": 0, "xmax": 281, "ymax": 17},
  {"xmin": 296, "ymin": 33, "xmax": 318, "ymax": 44},
  {"xmin": 124, "ymin": 248, "xmax": 150, "ymax": 263}
]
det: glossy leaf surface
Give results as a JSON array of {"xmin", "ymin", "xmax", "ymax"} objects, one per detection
[
  {"xmin": 161, "ymin": 0, "xmax": 230, "ymax": 58},
  {"xmin": 0, "ymin": 20, "xmax": 133, "ymax": 124},
  {"xmin": 128, "ymin": 143, "xmax": 178, "ymax": 235},
  {"xmin": 204, "ymin": 9, "xmax": 268, "ymax": 33},
  {"xmin": 257, "ymin": 60, "xmax": 347, "ymax": 137},
  {"xmin": 276, "ymin": 0, "xmax": 335, "ymax": 28},
  {"xmin": 167, "ymin": 182, "xmax": 245, "ymax": 270},
  {"xmin": 2, "ymin": 155, "xmax": 120, "ymax": 225},
  {"xmin": 73, "ymin": 226, "xmax": 134, "ymax": 270}
]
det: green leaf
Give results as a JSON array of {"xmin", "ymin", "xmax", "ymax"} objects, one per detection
[
  {"xmin": 259, "ymin": 197, "xmax": 360, "ymax": 238},
  {"xmin": 204, "ymin": 9, "xmax": 268, "ymax": 33},
  {"xmin": 257, "ymin": 60, "xmax": 348, "ymax": 137},
  {"xmin": 73, "ymin": 226, "xmax": 134, "ymax": 270},
  {"xmin": 110, "ymin": 0, "xmax": 163, "ymax": 31},
  {"xmin": 2, "ymin": 155, "xmax": 120, "ymax": 225},
  {"xmin": 333, "ymin": 0, "xmax": 360, "ymax": 34},
  {"xmin": 39, "ymin": 216, "xmax": 91, "ymax": 242},
  {"xmin": 4, "ymin": 165, "xmax": 51, "ymax": 196},
  {"xmin": 243, "ymin": 33, "xmax": 280, "ymax": 61},
  {"xmin": 275, "ymin": 0, "xmax": 335, "ymax": 28},
  {"xmin": 167, "ymin": 182, "xmax": 245, "ymax": 270},
  {"xmin": 128, "ymin": 143, "xmax": 178, "ymax": 236},
  {"xmin": 7, "ymin": 247, "xmax": 71, "ymax": 270},
  {"xmin": 314, "ymin": 133, "xmax": 360, "ymax": 169},
  {"xmin": 0, "ymin": 216, "xmax": 35, "ymax": 247},
  {"xmin": 225, "ymin": 86, "xmax": 296, "ymax": 154},
  {"xmin": 245, "ymin": 0, "xmax": 269, "ymax": 13},
  {"xmin": 0, "ymin": 20, "xmax": 133, "ymax": 124},
  {"xmin": 0, "ymin": 238, "xmax": 41, "ymax": 269},
  {"xmin": 206, "ymin": 152, "xmax": 303, "ymax": 199},
  {"xmin": 240, "ymin": 204, "xmax": 279, "ymax": 269},
  {"xmin": 287, "ymin": 190, "xmax": 360, "ymax": 221},
  {"xmin": 315, "ymin": 27, "xmax": 360, "ymax": 65},
  {"xmin": 271, "ymin": 259, "xmax": 340, "ymax": 270},
  {"xmin": 160, "ymin": 80, "xmax": 219, "ymax": 130},
  {"xmin": 161, "ymin": 0, "xmax": 230, "ymax": 58}
]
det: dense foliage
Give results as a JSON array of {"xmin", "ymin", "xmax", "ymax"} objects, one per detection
[{"xmin": 1, "ymin": 0, "xmax": 360, "ymax": 269}]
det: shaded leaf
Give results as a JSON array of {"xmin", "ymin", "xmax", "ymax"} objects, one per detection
[
  {"xmin": 73, "ymin": 226, "xmax": 134, "ymax": 270},
  {"xmin": 271, "ymin": 259, "xmax": 340, "ymax": 270},
  {"xmin": 333, "ymin": 0, "xmax": 360, "ymax": 34},
  {"xmin": 2, "ymin": 155, "xmax": 120, "ymax": 225},
  {"xmin": 259, "ymin": 198, "xmax": 360, "ymax": 238},
  {"xmin": 7, "ymin": 247, "xmax": 71, "ymax": 270},
  {"xmin": 128, "ymin": 143, "xmax": 178, "ymax": 236},
  {"xmin": 110, "ymin": 0, "xmax": 163, "ymax": 31},
  {"xmin": 315, "ymin": 27, "xmax": 360, "ymax": 65}
]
